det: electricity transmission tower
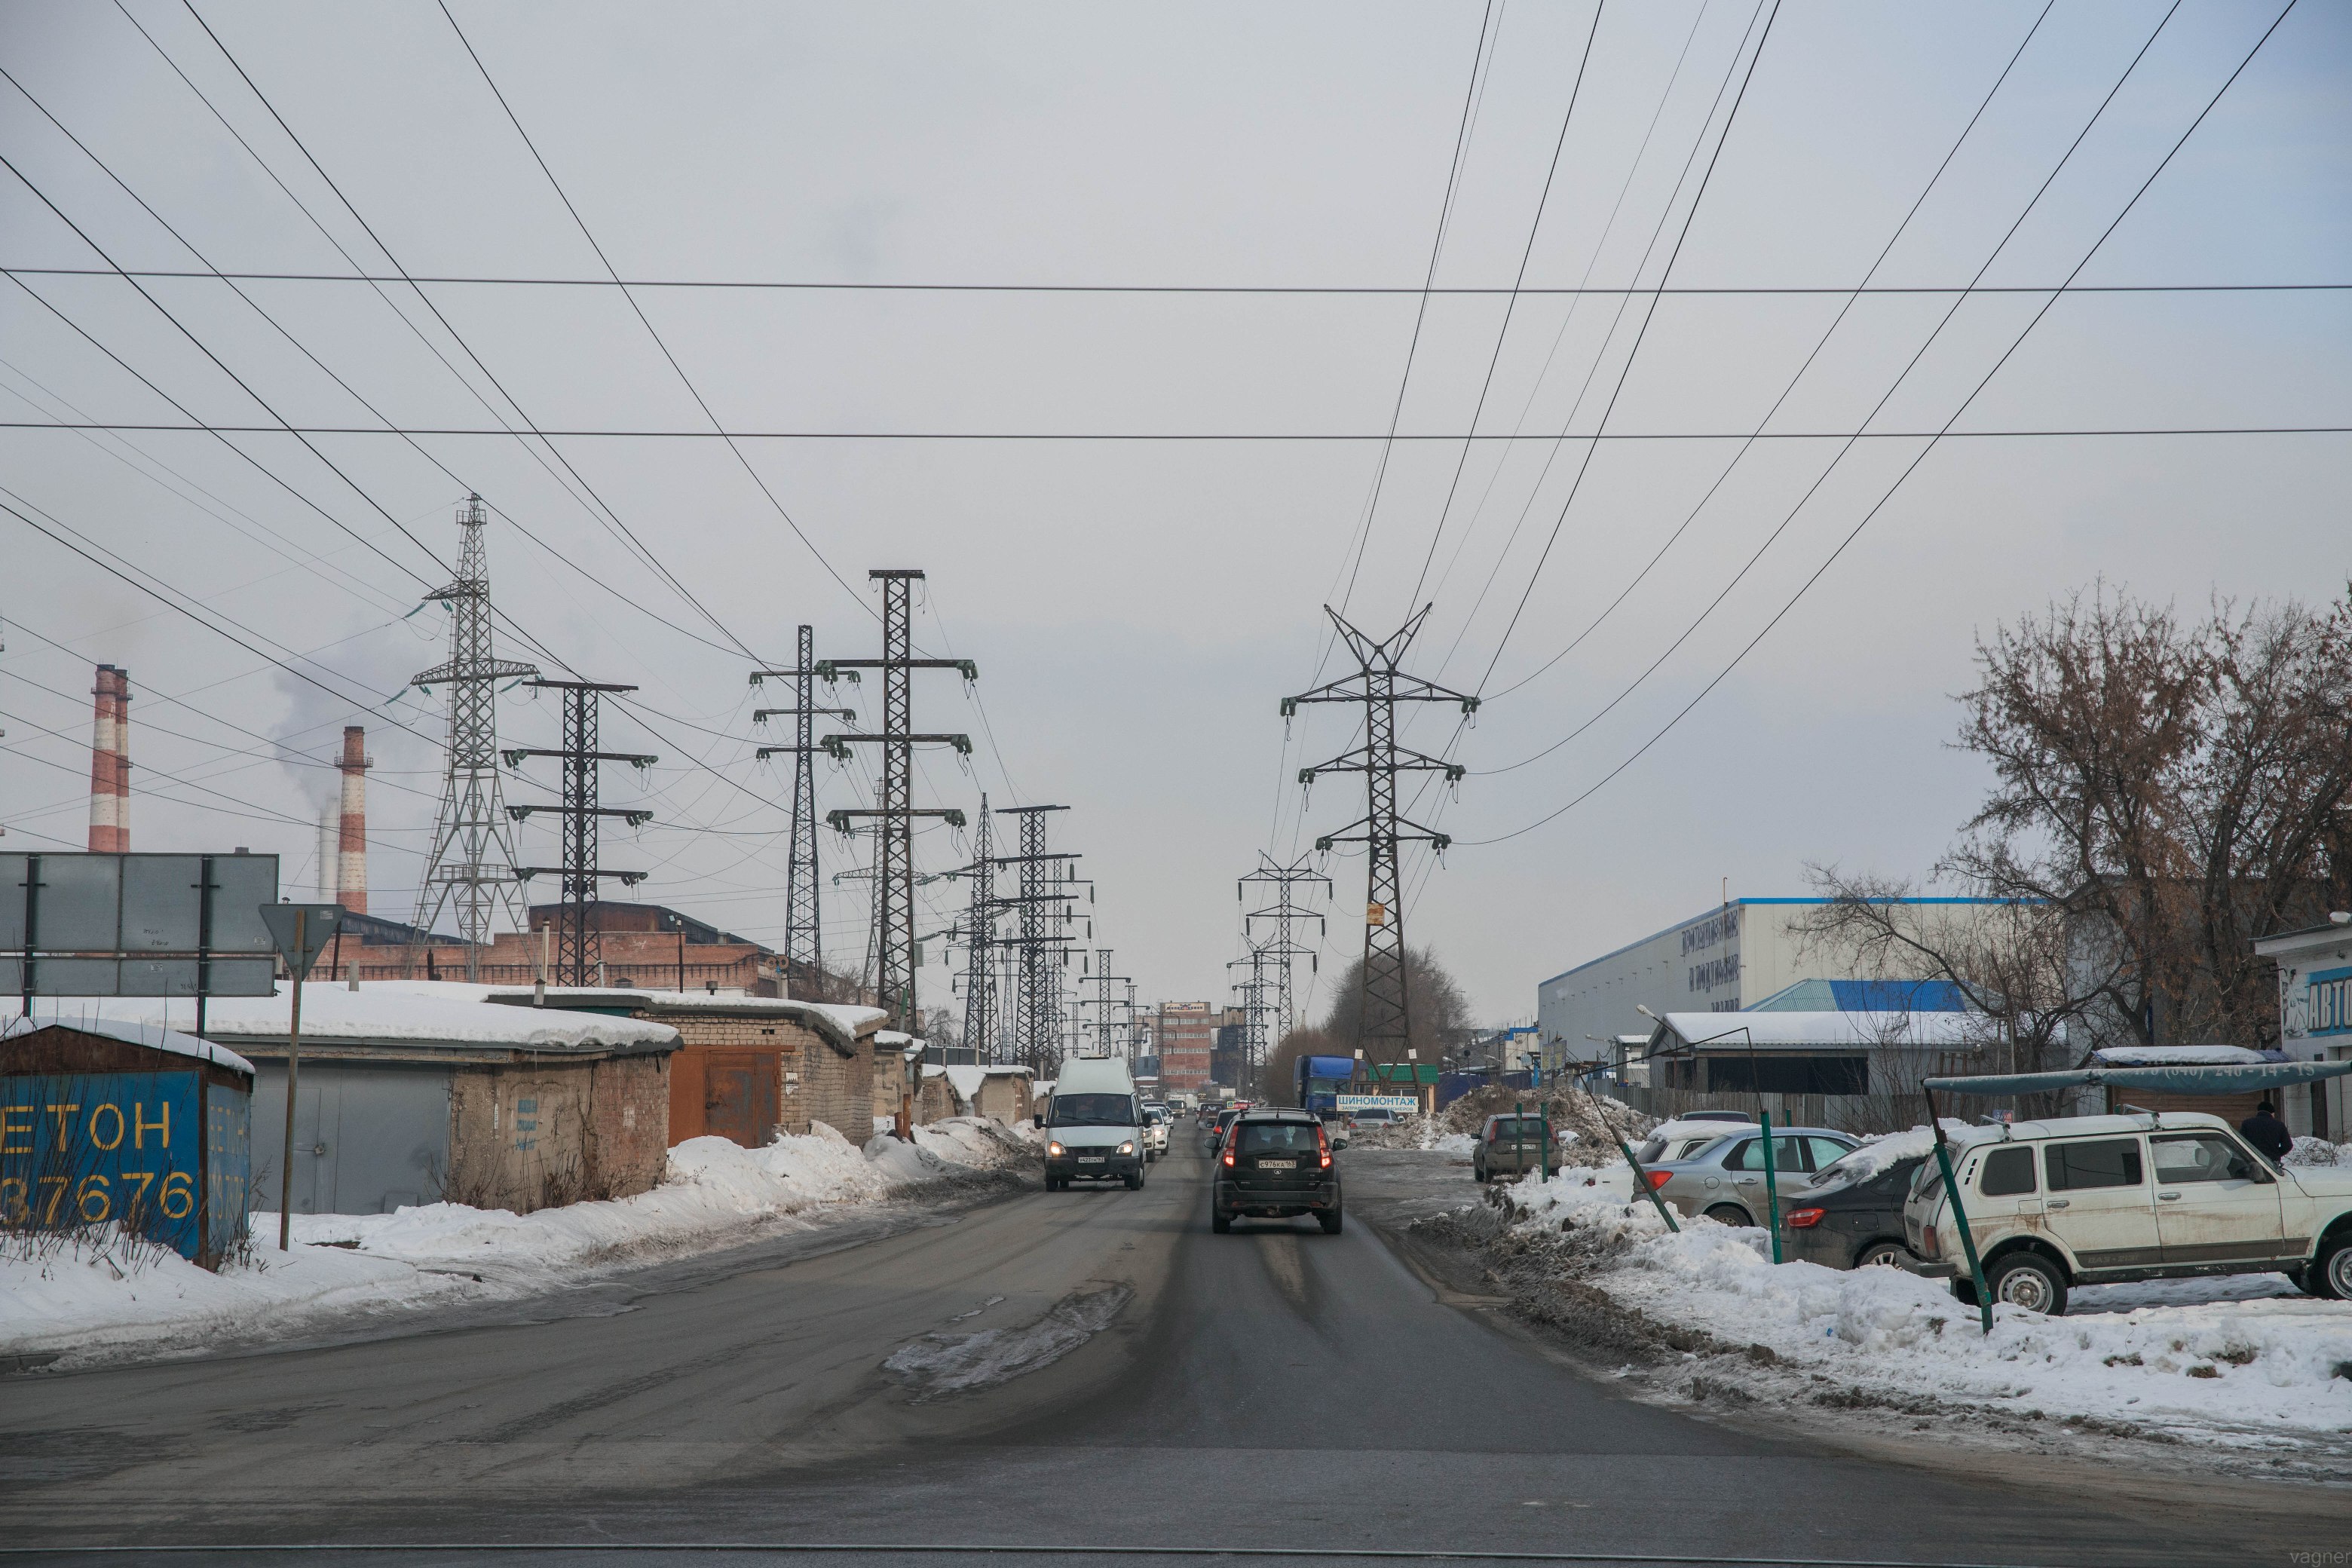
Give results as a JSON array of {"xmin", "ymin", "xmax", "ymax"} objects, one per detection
[
  {"xmin": 819, "ymin": 571, "xmax": 972, "ymax": 1027},
  {"xmin": 995, "ymin": 804, "xmax": 1080, "ymax": 1073},
  {"xmin": 958, "ymin": 794, "xmax": 999, "ymax": 1060},
  {"xmin": 504, "ymin": 679, "xmax": 654, "ymax": 986},
  {"xmin": 1283, "ymin": 605, "xmax": 1475, "ymax": 1083},
  {"xmin": 1228, "ymin": 942, "xmax": 1274, "ymax": 1086},
  {"xmin": 409, "ymin": 495, "xmax": 537, "ymax": 978},
  {"xmin": 1240, "ymin": 853, "xmax": 1331, "ymax": 1046},
  {"xmin": 753, "ymin": 624, "xmax": 856, "ymax": 993},
  {"xmin": 1077, "ymin": 948, "xmax": 1131, "ymax": 1058}
]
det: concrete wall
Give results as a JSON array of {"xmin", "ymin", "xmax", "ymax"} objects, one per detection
[
  {"xmin": 973, "ymin": 1074, "xmax": 1031, "ymax": 1125},
  {"xmin": 914, "ymin": 1072, "xmax": 957, "ymax": 1125}
]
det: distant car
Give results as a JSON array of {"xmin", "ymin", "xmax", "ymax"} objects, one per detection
[
  {"xmin": 1641, "ymin": 1126, "xmax": 1860, "ymax": 1227},
  {"xmin": 1213, "ymin": 1110, "xmax": 1342, "ymax": 1235},
  {"xmin": 1141, "ymin": 1105, "xmax": 1170, "ymax": 1158},
  {"xmin": 1471, "ymin": 1114, "xmax": 1577, "ymax": 1183},
  {"xmin": 1779, "ymin": 1147, "xmax": 1927, "ymax": 1270},
  {"xmin": 1203, "ymin": 1106, "xmax": 1242, "ymax": 1151}
]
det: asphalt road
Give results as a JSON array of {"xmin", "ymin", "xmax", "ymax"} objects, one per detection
[{"xmin": 1, "ymin": 1129, "xmax": 2341, "ymax": 1566}]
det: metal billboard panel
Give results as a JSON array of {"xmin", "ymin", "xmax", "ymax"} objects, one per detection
[{"xmin": 5, "ymin": 853, "xmax": 281, "ymax": 997}]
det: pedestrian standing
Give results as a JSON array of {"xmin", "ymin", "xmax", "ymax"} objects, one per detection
[{"xmin": 2240, "ymin": 1099, "xmax": 2293, "ymax": 1162}]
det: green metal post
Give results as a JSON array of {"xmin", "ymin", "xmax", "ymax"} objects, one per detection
[
  {"xmin": 1514, "ymin": 1099, "xmax": 1525, "ymax": 1182},
  {"xmin": 1619, "ymin": 1139, "xmax": 1680, "ymax": 1233},
  {"xmin": 1539, "ymin": 1106, "xmax": 1551, "ymax": 1183},
  {"xmin": 1759, "ymin": 1109, "xmax": 1782, "ymax": 1264},
  {"xmin": 1926, "ymin": 1089, "xmax": 1993, "ymax": 1334}
]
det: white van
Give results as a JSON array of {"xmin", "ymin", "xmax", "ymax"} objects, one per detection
[{"xmin": 1044, "ymin": 1055, "xmax": 1147, "ymax": 1191}]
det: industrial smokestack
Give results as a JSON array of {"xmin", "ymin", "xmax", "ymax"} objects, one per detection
[
  {"xmin": 336, "ymin": 725, "xmax": 371, "ymax": 915},
  {"xmin": 87, "ymin": 665, "xmax": 129, "ymax": 852}
]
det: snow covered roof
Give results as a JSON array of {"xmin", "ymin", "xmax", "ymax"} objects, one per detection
[
  {"xmin": 1653, "ymin": 1010, "xmax": 1995, "ymax": 1052},
  {"xmin": 370, "ymin": 982, "xmax": 884, "ymax": 1052},
  {"xmin": 40, "ymin": 985, "xmax": 678, "ymax": 1055},
  {"xmin": 5, "ymin": 1009, "xmax": 256, "ymax": 1076}
]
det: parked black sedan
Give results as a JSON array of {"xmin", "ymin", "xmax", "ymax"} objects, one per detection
[{"xmin": 1778, "ymin": 1148, "xmax": 1925, "ymax": 1270}]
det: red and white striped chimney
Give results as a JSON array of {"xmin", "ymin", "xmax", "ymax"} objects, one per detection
[
  {"xmin": 87, "ymin": 665, "xmax": 130, "ymax": 853},
  {"xmin": 336, "ymin": 724, "xmax": 371, "ymax": 914}
]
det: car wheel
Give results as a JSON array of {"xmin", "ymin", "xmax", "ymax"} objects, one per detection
[
  {"xmin": 1125, "ymin": 1170, "xmax": 1144, "ymax": 1190},
  {"xmin": 1318, "ymin": 1208, "xmax": 1343, "ymax": 1236},
  {"xmin": 1474, "ymin": 1165, "xmax": 1490, "ymax": 1184},
  {"xmin": 1854, "ymin": 1240, "xmax": 1911, "ymax": 1270},
  {"xmin": 2316, "ymin": 1236, "xmax": 2352, "ymax": 1300},
  {"xmin": 1986, "ymin": 1251, "xmax": 2069, "ymax": 1317},
  {"xmin": 1704, "ymin": 1204, "xmax": 1753, "ymax": 1228},
  {"xmin": 1211, "ymin": 1208, "xmax": 1232, "ymax": 1234}
]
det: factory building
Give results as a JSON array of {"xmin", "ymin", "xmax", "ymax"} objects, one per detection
[{"xmin": 1535, "ymin": 896, "xmax": 2002, "ymax": 1076}]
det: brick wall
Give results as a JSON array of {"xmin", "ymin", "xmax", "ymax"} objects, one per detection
[
  {"xmin": 446, "ymin": 1057, "xmax": 672, "ymax": 1213},
  {"xmin": 586, "ymin": 1052, "xmax": 669, "ymax": 1197},
  {"xmin": 802, "ymin": 1031, "xmax": 873, "ymax": 1143}
]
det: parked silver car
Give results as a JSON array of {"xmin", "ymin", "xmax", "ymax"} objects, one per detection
[{"xmin": 1642, "ymin": 1125, "xmax": 1860, "ymax": 1227}]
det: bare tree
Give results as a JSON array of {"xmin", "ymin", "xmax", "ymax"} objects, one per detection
[
  {"xmin": 1948, "ymin": 585, "xmax": 2352, "ymax": 1048},
  {"xmin": 1316, "ymin": 945, "xmax": 1471, "ymax": 1064}
]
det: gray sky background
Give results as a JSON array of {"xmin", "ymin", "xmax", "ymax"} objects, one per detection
[{"xmin": 0, "ymin": 1, "xmax": 2344, "ymax": 1030}]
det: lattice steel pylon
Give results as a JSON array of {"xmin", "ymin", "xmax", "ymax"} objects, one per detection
[
  {"xmin": 995, "ymin": 804, "xmax": 1078, "ymax": 1073},
  {"xmin": 1227, "ymin": 941, "xmax": 1274, "ymax": 1085},
  {"xmin": 1240, "ymin": 853, "xmax": 1331, "ymax": 1048},
  {"xmin": 959, "ymin": 794, "xmax": 998, "ymax": 1060},
  {"xmin": 1283, "ymin": 605, "xmax": 1476, "ymax": 1082},
  {"xmin": 1077, "ymin": 948, "xmax": 1130, "ymax": 1058},
  {"xmin": 754, "ymin": 625, "xmax": 856, "ymax": 994},
  {"xmin": 504, "ymin": 679, "xmax": 654, "ymax": 986},
  {"xmin": 819, "ymin": 571, "xmax": 973, "ymax": 1027},
  {"xmin": 409, "ymin": 495, "xmax": 537, "ymax": 978}
]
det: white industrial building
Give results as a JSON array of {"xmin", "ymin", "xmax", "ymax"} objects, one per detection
[{"xmin": 1535, "ymin": 896, "xmax": 2001, "ymax": 1075}]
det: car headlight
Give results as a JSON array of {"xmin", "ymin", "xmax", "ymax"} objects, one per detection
[
  {"xmin": 1118, "ymin": 1141, "xmax": 1135, "ymax": 1156},
  {"xmin": 1047, "ymin": 1141, "xmax": 1065, "ymax": 1157}
]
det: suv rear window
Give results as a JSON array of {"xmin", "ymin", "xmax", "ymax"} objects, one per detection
[
  {"xmin": 1488, "ymin": 1119, "xmax": 1542, "ymax": 1140},
  {"xmin": 2044, "ymin": 1138, "xmax": 2143, "ymax": 1191},
  {"xmin": 1236, "ymin": 1122, "xmax": 1321, "ymax": 1153}
]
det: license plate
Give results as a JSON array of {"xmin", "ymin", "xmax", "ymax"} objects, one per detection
[
  {"xmin": 1077, "ymin": 1157, "xmax": 1105, "ymax": 1165},
  {"xmin": 1257, "ymin": 1159, "xmax": 1296, "ymax": 1170}
]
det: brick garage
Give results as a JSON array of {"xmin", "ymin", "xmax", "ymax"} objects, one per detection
[
  {"xmin": 626, "ymin": 994, "xmax": 885, "ymax": 1147},
  {"xmin": 50, "ymin": 986, "xmax": 679, "ymax": 1217},
  {"xmin": 917, "ymin": 1063, "xmax": 1034, "ymax": 1126}
]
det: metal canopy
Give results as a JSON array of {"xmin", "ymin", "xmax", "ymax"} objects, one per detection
[{"xmin": 1926, "ymin": 1061, "xmax": 2352, "ymax": 1098}]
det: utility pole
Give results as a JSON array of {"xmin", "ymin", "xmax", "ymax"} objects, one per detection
[
  {"xmin": 410, "ymin": 495, "xmax": 537, "ymax": 978},
  {"xmin": 1077, "ymin": 948, "xmax": 1131, "ymax": 1058},
  {"xmin": 504, "ymin": 679, "xmax": 654, "ymax": 987},
  {"xmin": 1284, "ymin": 605, "xmax": 1475, "ymax": 1087},
  {"xmin": 994, "ymin": 804, "xmax": 1081, "ymax": 1073},
  {"xmin": 1240, "ymin": 853, "xmax": 1331, "ymax": 1047},
  {"xmin": 819, "ymin": 571, "xmax": 973, "ymax": 1027},
  {"xmin": 959, "ymin": 793, "xmax": 999, "ymax": 1061},
  {"xmin": 753, "ymin": 625, "xmax": 856, "ymax": 995}
]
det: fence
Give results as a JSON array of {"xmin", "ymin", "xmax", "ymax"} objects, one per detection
[{"xmin": 1615, "ymin": 1084, "xmax": 1931, "ymax": 1138}]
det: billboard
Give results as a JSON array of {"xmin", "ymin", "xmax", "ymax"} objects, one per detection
[
  {"xmin": 1, "ymin": 853, "xmax": 279, "ymax": 998},
  {"xmin": 0, "ymin": 1068, "xmax": 252, "ymax": 1262}
]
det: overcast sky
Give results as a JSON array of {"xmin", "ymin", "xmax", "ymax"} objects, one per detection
[{"xmin": 0, "ymin": 0, "xmax": 2344, "ymax": 1031}]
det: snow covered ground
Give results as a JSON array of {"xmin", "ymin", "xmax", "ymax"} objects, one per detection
[
  {"xmin": 1, "ymin": 1118, "xmax": 1038, "ymax": 1371},
  {"xmin": 1501, "ymin": 1161, "xmax": 2352, "ymax": 1456}
]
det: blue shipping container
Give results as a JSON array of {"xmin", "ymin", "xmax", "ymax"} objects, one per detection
[{"xmin": 0, "ymin": 1069, "xmax": 248, "ymax": 1263}]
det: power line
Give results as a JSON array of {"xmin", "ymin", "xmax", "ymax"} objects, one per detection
[
  {"xmin": 1462, "ymin": 0, "xmax": 2301, "ymax": 848},
  {"xmin": 5, "ymin": 266, "xmax": 2337, "ymax": 297},
  {"xmin": 9, "ymin": 420, "xmax": 2336, "ymax": 441}
]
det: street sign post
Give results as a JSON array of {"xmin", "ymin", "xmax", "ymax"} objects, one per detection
[
  {"xmin": 5, "ymin": 853, "xmax": 279, "ymax": 1011},
  {"xmin": 259, "ymin": 903, "xmax": 341, "ymax": 1251}
]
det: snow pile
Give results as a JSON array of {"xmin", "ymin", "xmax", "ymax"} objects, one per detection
[
  {"xmin": 1, "ymin": 1118, "xmax": 1037, "ymax": 1370},
  {"xmin": 883, "ymin": 1283, "xmax": 1131, "ymax": 1401},
  {"xmin": 2286, "ymin": 1138, "xmax": 2352, "ymax": 1169},
  {"xmin": 1498, "ymin": 1168, "xmax": 2352, "ymax": 1449},
  {"xmin": 2091, "ymin": 1043, "xmax": 2274, "ymax": 1067},
  {"xmin": 1435, "ymin": 1085, "xmax": 1654, "ymax": 1153}
]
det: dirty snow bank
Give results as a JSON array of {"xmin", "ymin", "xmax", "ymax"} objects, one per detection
[
  {"xmin": 1, "ymin": 1117, "xmax": 1038, "ymax": 1369},
  {"xmin": 1494, "ymin": 1166, "xmax": 2352, "ymax": 1456}
]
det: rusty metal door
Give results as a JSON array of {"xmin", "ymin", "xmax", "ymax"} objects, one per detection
[{"xmin": 703, "ymin": 1052, "xmax": 779, "ymax": 1149}]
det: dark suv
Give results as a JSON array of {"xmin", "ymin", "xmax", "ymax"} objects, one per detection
[{"xmin": 1212, "ymin": 1110, "xmax": 1342, "ymax": 1235}]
